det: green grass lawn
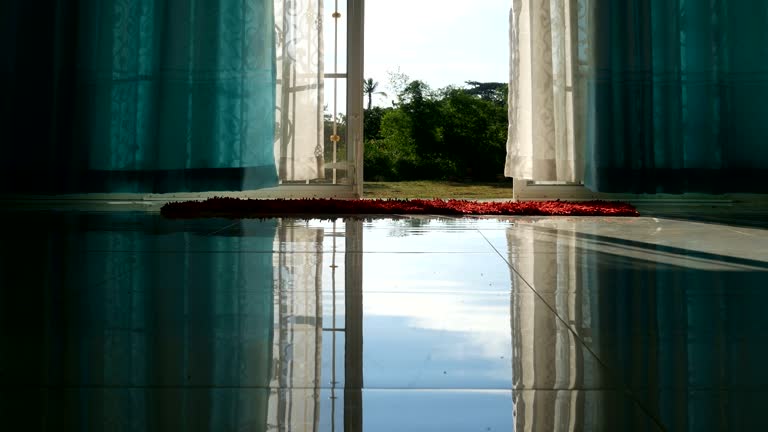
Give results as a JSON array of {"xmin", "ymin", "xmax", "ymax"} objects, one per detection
[{"xmin": 363, "ymin": 181, "xmax": 514, "ymax": 199}]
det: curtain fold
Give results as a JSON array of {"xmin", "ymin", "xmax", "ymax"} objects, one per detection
[
  {"xmin": 1, "ymin": 0, "xmax": 279, "ymax": 194},
  {"xmin": 0, "ymin": 213, "xmax": 340, "ymax": 429},
  {"xmin": 505, "ymin": 0, "xmax": 589, "ymax": 183},
  {"xmin": 270, "ymin": 222, "xmax": 325, "ymax": 425},
  {"xmin": 508, "ymin": 222, "xmax": 597, "ymax": 431},
  {"xmin": 584, "ymin": 0, "xmax": 768, "ymax": 193},
  {"xmin": 507, "ymin": 0, "xmax": 768, "ymax": 193},
  {"xmin": 275, "ymin": 0, "xmax": 325, "ymax": 182},
  {"xmin": 0, "ymin": 213, "xmax": 277, "ymax": 429},
  {"xmin": 507, "ymin": 220, "xmax": 768, "ymax": 430}
]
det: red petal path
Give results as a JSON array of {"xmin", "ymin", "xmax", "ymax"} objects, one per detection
[{"xmin": 161, "ymin": 197, "xmax": 639, "ymax": 218}]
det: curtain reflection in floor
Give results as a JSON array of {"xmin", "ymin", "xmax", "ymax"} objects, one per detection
[
  {"xmin": 269, "ymin": 221, "xmax": 325, "ymax": 430},
  {"xmin": 0, "ymin": 214, "xmax": 371, "ymax": 431},
  {"xmin": 508, "ymin": 220, "xmax": 594, "ymax": 432},
  {"xmin": 507, "ymin": 219, "xmax": 768, "ymax": 431}
]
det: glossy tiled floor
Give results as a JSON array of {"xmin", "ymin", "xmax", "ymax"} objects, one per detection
[{"xmin": 1, "ymin": 207, "xmax": 767, "ymax": 431}]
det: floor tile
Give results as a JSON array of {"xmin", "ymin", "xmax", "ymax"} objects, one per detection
[
  {"xmin": 0, "ymin": 388, "xmax": 341, "ymax": 431},
  {"xmin": 360, "ymin": 290, "xmax": 617, "ymax": 391},
  {"xmin": 0, "ymin": 386, "xmax": 676, "ymax": 432},
  {"xmin": 362, "ymin": 252, "xmax": 514, "ymax": 294},
  {"xmin": 361, "ymin": 291, "xmax": 513, "ymax": 390},
  {"xmin": 356, "ymin": 221, "xmax": 496, "ymax": 253},
  {"xmin": 2, "ymin": 208, "xmax": 768, "ymax": 431},
  {"xmin": 360, "ymin": 389, "xmax": 513, "ymax": 432},
  {"xmin": 511, "ymin": 389, "xmax": 665, "ymax": 432},
  {"xmin": 627, "ymin": 389, "xmax": 768, "ymax": 431}
]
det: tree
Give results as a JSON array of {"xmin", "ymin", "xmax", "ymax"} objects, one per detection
[
  {"xmin": 364, "ymin": 110, "xmax": 419, "ymax": 181},
  {"xmin": 363, "ymin": 106, "xmax": 389, "ymax": 141},
  {"xmin": 440, "ymin": 88, "xmax": 508, "ymax": 180},
  {"xmin": 386, "ymin": 67, "xmax": 410, "ymax": 106},
  {"xmin": 464, "ymin": 81, "xmax": 508, "ymax": 106},
  {"xmin": 362, "ymin": 78, "xmax": 509, "ymax": 182},
  {"xmin": 363, "ymin": 78, "xmax": 387, "ymax": 110},
  {"xmin": 398, "ymin": 80, "xmax": 442, "ymax": 155}
]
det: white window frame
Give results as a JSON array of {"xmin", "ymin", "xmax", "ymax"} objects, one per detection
[{"xmin": 347, "ymin": 0, "xmax": 365, "ymax": 198}]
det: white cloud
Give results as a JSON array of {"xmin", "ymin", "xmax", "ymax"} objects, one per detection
[{"xmin": 364, "ymin": 291, "xmax": 512, "ymax": 359}]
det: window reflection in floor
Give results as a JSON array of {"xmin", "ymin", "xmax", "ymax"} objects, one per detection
[{"xmin": 1, "ymin": 211, "xmax": 767, "ymax": 431}]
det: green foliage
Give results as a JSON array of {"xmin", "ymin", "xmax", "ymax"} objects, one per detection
[
  {"xmin": 440, "ymin": 87, "xmax": 508, "ymax": 180},
  {"xmin": 464, "ymin": 81, "xmax": 509, "ymax": 106},
  {"xmin": 364, "ymin": 110, "xmax": 420, "ymax": 180},
  {"xmin": 399, "ymin": 81, "xmax": 443, "ymax": 155},
  {"xmin": 363, "ymin": 78, "xmax": 509, "ymax": 182},
  {"xmin": 363, "ymin": 106, "xmax": 389, "ymax": 141}
]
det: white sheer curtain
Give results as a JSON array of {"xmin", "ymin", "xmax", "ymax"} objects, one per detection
[
  {"xmin": 271, "ymin": 221, "xmax": 324, "ymax": 427},
  {"xmin": 507, "ymin": 221, "xmax": 600, "ymax": 431},
  {"xmin": 505, "ymin": 0, "xmax": 590, "ymax": 182},
  {"xmin": 275, "ymin": 0, "xmax": 325, "ymax": 181}
]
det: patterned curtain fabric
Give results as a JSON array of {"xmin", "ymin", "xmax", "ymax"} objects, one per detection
[
  {"xmin": 270, "ymin": 222, "xmax": 325, "ymax": 424},
  {"xmin": 0, "ymin": 213, "xmax": 276, "ymax": 429},
  {"xmin": 505, "ymin": 0, "xmax": 589, "ymax": 183},
  {"xmin": 585, "ymin": 0, "xmax": 768, "ymax": 193},
  {"xmin": 507, "ymin": 220, "xmax": 768, "ymax": 430},
  {"xmin": 507, "ymin": 0, "xmax": 768, "ymax": 193},
  {"xmin": 507, "ymin": 221, "xmax": 598, "ymax": 430},
  {"xmin": 275, "ymin": 0, "xmax": 325, "ymax": 182},
  {"xmin": 0, "ymin": 1, "xmax": 280, "ymax": 193}
]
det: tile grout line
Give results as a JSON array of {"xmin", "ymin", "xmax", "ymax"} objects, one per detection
[
  {"xmin": 476, "ymin": 228, "xmax": 670, "ymax": 432},
  {"xmin": 17, "ymin": 385, "xmax": 646, "ymax": 391},
  {"xmin": 205, "ymin": 221, "xmax": 241, "ymax": 237}
]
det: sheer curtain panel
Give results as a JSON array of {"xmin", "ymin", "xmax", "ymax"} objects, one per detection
[
  {"xmin": 505, "ymin": 0, "xmax": 589, "ymax": 183},
  {"xmin": 506, "ymin": 0, "xmax": 768, "ymax": 193},
  {"xmin": 275, "ymin": 0, "xmax": 326, "ymax": 182}
]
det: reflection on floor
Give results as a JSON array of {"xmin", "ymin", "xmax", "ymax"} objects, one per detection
[{"xmin": 0, "ymin": 207, "xmax": 767, "ymax": 431}]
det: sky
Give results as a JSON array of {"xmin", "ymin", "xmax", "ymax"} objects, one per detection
[{"xmin": 364, "ymin": 0, "xmax": 510, "ymax": 107}]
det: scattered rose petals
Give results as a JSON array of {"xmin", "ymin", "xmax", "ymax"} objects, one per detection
[{"xmin": 161, "ymin": 198, "xmax": 639, "ymax": 219}]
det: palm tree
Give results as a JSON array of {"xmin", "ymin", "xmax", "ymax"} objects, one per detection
[{"xmin": 363, "ymin": 78, "xmax": 387, "ymax": 110}]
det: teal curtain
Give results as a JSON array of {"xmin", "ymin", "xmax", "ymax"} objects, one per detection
[
  {"xmin": 584, "ymin": 0, "xmax": 768, "ymax": 193},
  {"xmin": 0, "ymin": 212, "xmax": 277, "ymax": 429},
  {"xmin": 590, "ymin": 246, "xmax": 768, "ymax": 430},
  {"xmin": 0, "ymin": 0, "xmax": 277, "ymax": 193}
]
